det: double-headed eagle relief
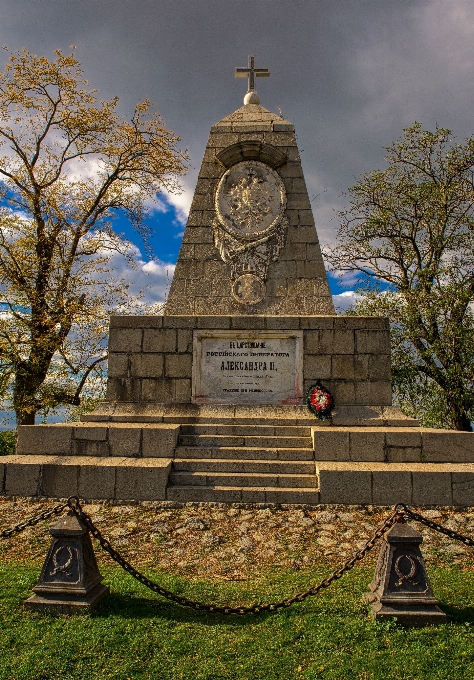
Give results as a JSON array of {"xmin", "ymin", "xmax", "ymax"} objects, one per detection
[
  {"xmin": 227, "ymin": 167, "xmax": 274, "ymax": 235},
  {"xmin": 213, "ymin": 160, "xmax": 288, "ymax": 304}
]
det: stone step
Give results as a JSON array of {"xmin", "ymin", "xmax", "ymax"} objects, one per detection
[
  {"xmin": 172, "ymin": 458, "xmax": 315, "ymax": 474},
  {"xmin": 177, "ymin": 434, "xmax": 313, "ymax": 448},
  {"xmin": 82, "ymin": 403, "xmax": 318, "ymax": 426},
  {"xmin": 82, "ymin": 404, "xmax": 419, "ymax": 428},
  {"xmin": 168, "ymin": 471, "xmax": 318, "ymax": 488},
  {"xmin": 316, "ymin": 461, "xmax": 474, "ymax": 506},
  {"xmin": 179, "ymin": 424, "xmax": 311, "ymax": 437},
  {"xmin": 174, "ymin": 446, "xmax": 314, "ymax": 460},
  {"xmin": 2, "ymin": 455, "xmax": 473, "ymax": 505},
  {"xmin": 167, "ymin": 417, "xmax": 317, "ymax": 426},
  {"xmin": 165, "ymin": 485, "xmax": 321, "ymax": 504},
  {"xmin": 312, "ymin": 427, "xmax": 474, "ymax": 464}
]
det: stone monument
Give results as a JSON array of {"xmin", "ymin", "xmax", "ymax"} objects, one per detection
[{"xmin": 2, "ymin": 57, "xmax": 473, "ymax": 505}]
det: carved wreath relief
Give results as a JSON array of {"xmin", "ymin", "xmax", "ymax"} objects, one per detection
[{"xmin": 213, "ymin": 160, "xmax": 287, "ymax": 304}]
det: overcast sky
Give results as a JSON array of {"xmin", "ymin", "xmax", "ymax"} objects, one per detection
[{"xmin": 2, "ymin": 0, "xmax": 474, "ymax": 307}]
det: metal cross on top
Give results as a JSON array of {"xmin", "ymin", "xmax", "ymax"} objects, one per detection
[{"xmin": 235, "ymin": 55, "xmax": 270, "ymax": 95}]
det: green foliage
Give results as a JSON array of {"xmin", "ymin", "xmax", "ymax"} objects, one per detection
[
  {"xmin": 346, "ymin": 292, "xmax": 473, "ymax": 429},
  {"xmin": 1, "ymin": 563, "xmax": 474, "ymax": 679},
  {"xmin": 327, "ymin": 123, "xmax": 474, "ymax": 430},
  {"xmin": 0, "ymin": 430, "xmax": 15, "ymax": 455}
]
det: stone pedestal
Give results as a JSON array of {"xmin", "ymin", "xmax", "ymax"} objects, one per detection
[
  {"xmin": 365, "ymin": 522, "xmax": 446, "ymax": 626},
  {"xmin": 25, "ymin": 513, "xmax": 109, "ymax": 614}
]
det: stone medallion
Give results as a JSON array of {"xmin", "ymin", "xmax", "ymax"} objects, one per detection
[
  {"xmin": 213, "ymin": 160, "xmax": 288, "ymax": 305},
  {"xmin": 231, "ymin": 273, "xmax": 266, "ymax": 304},
  {"xmin": 215, "ymin": 160, "xmax": 286, "ymax": 240}
]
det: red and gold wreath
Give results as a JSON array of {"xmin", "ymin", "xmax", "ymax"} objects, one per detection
[{"xmin": 306, "ymin": 383, "xmax": 334, "ymax": 420}]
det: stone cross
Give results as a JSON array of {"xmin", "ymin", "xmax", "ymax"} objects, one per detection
[{"xmin": 235, "ymin": 55, "xmax": 270, "ymax": 93}]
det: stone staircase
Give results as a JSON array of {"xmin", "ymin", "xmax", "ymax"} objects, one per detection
[
  {"xmin": 3, "ymin": 406, "xmax": 473, "ymax": 505},
  {"xmin": 166, "ymin": 423, "xmax": 319, "ymax": 503}
]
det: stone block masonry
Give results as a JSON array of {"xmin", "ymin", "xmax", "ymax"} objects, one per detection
[
  {"xmin": 312, "ymin": 427, "xmax": 474, "ymax": 463},
  {"xmin": 1, "ymin": 455, "xmax": 172, "ymax": 501},
  {"xmin": 17, "ymin": 423, "xmax": 180, "ymax": 459},
  {"xmin": 316, "ymin": 462, "xmax": 474, "ymax": 506},
  {"xmin": 105, "ymin": 314, "xmax": 392, "ymax": 408}
]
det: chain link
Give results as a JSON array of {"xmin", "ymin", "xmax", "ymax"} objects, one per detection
[
  {"xmin": 397, "ymin": 504, "xmax": 474, "ymax": 547},
  {"xmin": 0, "ymin": 501, "xmax": 69, "ymax": 539},
  {"xmin": 2, "ymin": 498, "xmax": 473, "ymax": 616},
  {"xmin": 69, "ymin": 498, "xmax": 403, "ymax": 615}
]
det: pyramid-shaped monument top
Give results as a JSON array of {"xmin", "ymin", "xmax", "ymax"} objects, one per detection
[{"xmin": 165, "ymin": 60, "xmax": 334, "ymax": 315}]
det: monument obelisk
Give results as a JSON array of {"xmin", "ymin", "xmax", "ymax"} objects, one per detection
[{"xmin": 165, "ymin": 56, "xmax": 335, "ymax": 316}]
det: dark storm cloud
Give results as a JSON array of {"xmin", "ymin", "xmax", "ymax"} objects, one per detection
[{"xmin": 2, "ymin": 0, "xmax": 474, "ymax": 244}]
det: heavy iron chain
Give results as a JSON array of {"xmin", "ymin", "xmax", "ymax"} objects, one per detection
[
  {"xmin": 67, "ymin": 498, "xmax": 404, "ymax": 616},
  {"xmin": 399, "ymin": 504, "xmax": 474, "ymax": 548},
  {"xmin": 2, "ymin": 498, "xmax": 473, "ymax": 616},
  {"xmin": 0, "ymin": 501, "xmax": 69, "ymax": 538}
]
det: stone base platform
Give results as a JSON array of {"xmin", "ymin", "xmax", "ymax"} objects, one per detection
[
  {"xmin": 2, "ymin": 405, "xmax": 473, "ymax": 505},
  {"xmin": 81, "ymin": 403, "xmax": 419, "ymax": 427},
  {"xmin": 2, "ymin": 456, "xmax": 473, "ymax": 506}
]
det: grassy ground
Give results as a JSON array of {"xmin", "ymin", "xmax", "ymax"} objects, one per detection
[
  {"xmin": 1, "ymin": 562, "xmax": 474, "ymax": 679},
  {"xmin": 1, "ymin": 501, "xmax": 474, "ymax": 679}
]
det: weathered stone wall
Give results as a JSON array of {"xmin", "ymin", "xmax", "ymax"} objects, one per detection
[
  {"xmin": 106, "ymin": 314, "xmax": 392, "ymax": 407},
  {"xmin": 1, "ymin": 454, "xmax": 171, "ymax": 500},
  {"xmin": 316, "ymin": 462, "xmax": 474, "ymax": 506},
  {"xmin": 312, "ymin": 427, "xmax": 474, "ymax": 464},
  {"xmin": 16, "ymin": 423, "xmax": 180, "ymax": 458}
]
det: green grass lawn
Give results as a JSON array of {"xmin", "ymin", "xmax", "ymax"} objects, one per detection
[{"xmin": 1, "ymin": 562, "xmax": 474, "ymax": 680}]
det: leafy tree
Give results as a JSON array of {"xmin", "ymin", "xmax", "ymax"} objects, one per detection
[
  {"xmin": 0, "ymin": 430, "xmax": 15, "ymax": 455},
  {"xmin": 0, "ymin": 48, "xmax": 187, "ymax": 425},
  {"xmin": 326, "ymin": 123, "xmax": 474, "ymax": 431}
]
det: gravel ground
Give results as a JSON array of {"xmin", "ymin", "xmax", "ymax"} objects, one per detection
[{"xmin": 1, "ymin": 498, "xmax": 474, "ymax": 580}]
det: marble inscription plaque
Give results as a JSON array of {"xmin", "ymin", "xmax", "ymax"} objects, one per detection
[{"xmin": 192, "ymin": 331, "xmax": 303, "ymax": 404}]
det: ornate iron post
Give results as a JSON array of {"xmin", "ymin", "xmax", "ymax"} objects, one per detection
[
  {"xmin": 25, "ymin": 512, "xmax": 109, "ymax": 614},
  {"xmin": 365, "ymin": 520, "xmax": 446, "ymax": 626}
]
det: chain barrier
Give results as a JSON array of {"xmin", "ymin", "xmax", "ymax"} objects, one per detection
[
  {"xmin": 399, "ymin": 504, "xmax": 474, "ymax": 548},
  {"xmin": 1, "ymin": 498, "xmax": 473, "ymax": 615},
  {"xmin": 0, "ymin": 501, "xmax": 69, "ymax": 539},
  {"xmin": 68, "ymin": 497, "xmax": 403, "ymax": 615}
]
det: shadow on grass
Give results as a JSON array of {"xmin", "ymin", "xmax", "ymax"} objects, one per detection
[
  {"xmin": 90, "ymin": 590, "xmax": 275, "ymax": 626},
  {"xmin": 439, "ymin": 601, "xmax": 474, "ymax": 623},
  {"xmin": 89, "ymin": 591, "xmax": 474, "ymax": 627}
]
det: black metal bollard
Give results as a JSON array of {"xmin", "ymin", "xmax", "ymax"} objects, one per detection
[
  {"xmin": 364, "ymin": 520, "xmax": 446, "ymax": 626},
  {"xmin": 24, "ymin": 512, "xmax": 109, "ymax": 614}
]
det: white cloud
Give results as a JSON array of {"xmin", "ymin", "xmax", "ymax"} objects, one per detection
[
  {"xmin": 64, "ymin": 156, "xmax": 104, "ymax": 182},
  {"xmin": 144, "ymin": 180, "xmax": 193, "ymax": 228},
  {"xmin": 141, "ymin": 260, "xmax": 173, "ymax": 277},
  {"xmin": 150, "ymin": 196, "xmax": 169, "ymax": 214},
  {"xmin": 63, "ymin": 157, "xmax": 192, "ymax": 229},
  {"xmin": 326, "ymin": 269, "xmax": 362, "ymax": 289},
  {"xmin": 332, "ymin": 290, "xmax": 362, "ymax": 313},
  {"xmin": 105, "ymin": 249, "xmax": 175, "ymax": 308},
  {"xmin": 161, "ymin": 181, "xmax": 194, "ymax": 227}
]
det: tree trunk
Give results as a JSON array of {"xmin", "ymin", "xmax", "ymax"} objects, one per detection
[
  {"xmin": 452, "ymin": 412, "xmax": 473, "ymax": 432},
  {"xmin": 13, "ymin": 360, "xmax": 46, "ymax": 426},
  {"xmin": 444, "ymin": 384, "xmax": 473, "ymax": 431},
  {"xmin": 16, "ymin": 410, "xmax": 36, "ymax": 426}
]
